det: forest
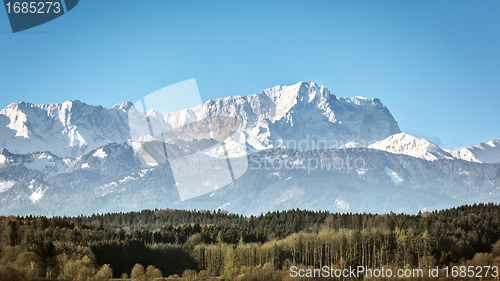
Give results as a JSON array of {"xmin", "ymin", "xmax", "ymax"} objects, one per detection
[{"xmin": 0, "ymin": 203, "xmax": 500, "ymax": 280}]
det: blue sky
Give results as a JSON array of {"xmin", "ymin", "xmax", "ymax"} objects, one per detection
[{"xmin": 0, "ymin": 0, "xmax": 499, "ymax": 149}]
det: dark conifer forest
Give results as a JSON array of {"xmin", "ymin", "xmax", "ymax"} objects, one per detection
[{"xmin": 1, "ymin": 204, "xmax": 500, "ymax": 280}]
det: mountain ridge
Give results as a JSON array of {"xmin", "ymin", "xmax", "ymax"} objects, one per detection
[
  {"xmin": 0, "ymin": 82, "xmax": 499, "ymax": 216},
  {"xmin": 1, "ymin": 82, "xmax": 497, "ymax": 163},
  {"xmin": 370, "ymin": 133, "xmax": 500, "ymax": 163},
  {"xmin": 1, "ymin": 82, "xmax": 401, "ymax": 157}
]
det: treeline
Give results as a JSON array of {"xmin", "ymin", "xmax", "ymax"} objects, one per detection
[
  {"xmin": 75, "ymin": 208, "xmax": 328, "ymax": 233},
  {"xmin": 0, "ymin": 204, "xmax": 499, "ymax": 280}
]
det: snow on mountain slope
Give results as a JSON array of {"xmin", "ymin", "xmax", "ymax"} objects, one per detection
[
  {"xmin": 451, "ymin": 140, "xmax": 500, "ymax": 163},
  {"xmin": 384, "ymin": 167, "xmax": 403, "ymax": 185},
  {"xmin": 0, "ymin": 148, "xmax": 68, "ymax": 174},
  {"xmin": 23, "ymin": 152, "xmax": 66, "ymax": 174},
  {"xmin": 1, "ymin": 82, "xmax": 401, "ymax": 159},
  {"xmin": 0, "ymin": 100, "xmax": 131, "ymax": 158},
  {"xmin": 0, "ymin": 180, "xmax": 15, "ymax": 192},
  {"xmin": 369, "ymin": 133, "xmax": 500, "ymax": 163},
  {"xmin": 0, "ymin": 82, "xmax": 495, "ymax": 167},
  {"xmin": 1, "ymin": 143, "xmax": 499, "ymax": 216},
  {"xmin": 369, "ymin": 133, "xmax": 454, "ymax": 161},
  {"xmin": 1, "ymin": 82, "xmax": 499, "ymax": 216},
  {"xmin": 158, "ymin": 82, "xmax": 401, "ymax": 151}
]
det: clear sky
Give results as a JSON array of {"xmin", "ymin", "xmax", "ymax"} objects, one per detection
[{"xmin": 0, "ymin": 0, "xmax": 499, "ymax": 149}]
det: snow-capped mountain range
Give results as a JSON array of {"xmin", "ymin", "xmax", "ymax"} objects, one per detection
[
  {"xmin": 369, "ymin": 133, "xmax": 500, "ymax": 163},
  {"xmin": 0, "ymin": 82, "xmax": 499, "ymax": 216},
  {"xmin": 450, "ymin": 140, "xmax": 500, "ymax": 164},
  {"xmin": 1, "ymin": 82, "xmax": 401, "ymax": 157},
  {"xmin": 0, "ymin": 100, "xmax": 131, "ymax": 157},
  {"xmin": 368, "ymin": 133, "xmax": 455, "ymax": 161}
]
